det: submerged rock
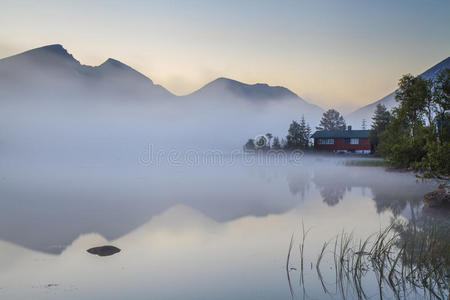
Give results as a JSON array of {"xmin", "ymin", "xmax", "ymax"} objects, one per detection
[
  {"xmin": 422, "ymin": 185, "xmax": 449, "ymax": 208},
  {"xmin": 87, "ymin": 245, "xmax": 121, "ymax": 257}
]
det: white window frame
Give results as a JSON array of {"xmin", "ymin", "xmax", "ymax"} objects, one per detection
[
  {"xmin": 350, "ymin": 138, "xmax": 359, "ymax": 145},
  {"xmin": 318, "ymin": 138, "xmax": 334, "ymax": 145}
]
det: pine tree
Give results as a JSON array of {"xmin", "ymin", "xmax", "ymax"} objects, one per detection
[
  {"xmin": 362, "ymin": 119, "xmax": 367, "ymax": 130},
  {"xmin": 265, "ymin": 133, "xmax": 273, "ymax": 148},
  {"xmin": 286, "ymin": 117, "xmax": 312, "ymax": 150},
  {"xmin": 305, "ymin": 123, "xmax": 312, "ymax": 148},
  {"xmin": 299, "ymin": 116, "xmax": 310, "ymax": 149},
  {"xmin": 299, "ymin": 116, "xmax": 307, "ymax": 148},
  {"xmin": 281, "ymin": 138, "xmax": 287, "ymax": 149},
  {"xmin": 272, "ymin": 136, "xmax": 281, "ymax": 150},
  {"xmin": 243, "ymin": 139, "xmax": 256, "ymax": 151},
  {"xmin": 286, "ymin": 120, "xmax": 302, "ymax": 149},
  {"xmin": 369, "ymin": 104, "xmax": 390, "ymax": 151}
]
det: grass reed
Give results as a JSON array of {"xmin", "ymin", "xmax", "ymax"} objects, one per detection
[{"xmin": 286, "ymin": 222, "xmax": 449, "ymax": 299}]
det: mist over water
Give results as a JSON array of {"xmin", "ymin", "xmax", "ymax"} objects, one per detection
[
  {"xmin": 0, "ymin": 151, "xmax": 440, "ymax": 299},
  {"xmin": 0, "ymin": 45, "xmax": 323, "ymax": 163},
  {"xmin": 0, "ymin": 46, "xmax": 447, "ymax": 299},
  {"xmin": 0, "ymin": 94, "xmax": 322, "ymax": 167}
]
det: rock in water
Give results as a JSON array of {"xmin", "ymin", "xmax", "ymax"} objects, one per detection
[
  {"xmin": 87, "ymin": 245, "xmax": 121, "ymax": 256},
  {"xmin": 422, "ymin": 185, "xmax": 449, "ymax": 208}
]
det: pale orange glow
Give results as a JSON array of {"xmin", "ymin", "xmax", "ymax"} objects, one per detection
[{"xmin": 1, "ymin": 0, "xmax": 449, "ymax": 112}]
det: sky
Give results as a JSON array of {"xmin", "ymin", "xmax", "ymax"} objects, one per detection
[{"xmin": 1, "ymin": 0, "xmax": 450, "ymax": 112}]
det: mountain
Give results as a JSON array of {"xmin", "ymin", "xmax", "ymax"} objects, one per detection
[
  {"xmin": 0, "ymin": 43, "xmax": 322, "ymax": 108},
  {"xmin": 0, "ymin": 44, "xmax": 174, "ymax": 100},
  {"xmin": 187, "ymin": 77, "xmax": 305, "ymax": 102},
  {"xmin": 347, "ymin": 57, "xmax": 450, "ymax": 128},
  {"xmin": 186, "ymin": 75, "xmax": 323, "ymax": 115},
  {"xmin": 0, "ymin": 44, "xmax": 324, "ymax": 135}
]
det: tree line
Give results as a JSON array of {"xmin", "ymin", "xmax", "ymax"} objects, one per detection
[
  {"xmin": 243, "ymin": 108, "xmax": 348, "ymax": 151},
  {"xmin": 242, "ymin": 68, "xmax": 449, "ymax": 178},
  {"xmin": 371, "ymin": 68, "xmax": 449, "ymax": 178},
  {"xmin": 244, "ymin": 115, "xmax": 313, "ymax": 151}
]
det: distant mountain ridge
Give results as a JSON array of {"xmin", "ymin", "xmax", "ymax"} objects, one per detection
[
  {"xmin": 2, "ymin": 44, "xmax": 448, "ymax": 129},
  {"xmin": 346, "ymin": 57, "xmax": 450, "ymax": 128},
  {"xmin": 0, "ymin": 44, "xmax": 174, "ymax": 99},
  {"xmin": 0, "ymin": 44, "xmax": 320, "ymax": 112},
  {"xmin": 188, "ymin": 77, "xmax": 303, "ymax": 102},
  {"xmin": 0, "ymin": 44, "xmax": 327, "ymax": 153}
]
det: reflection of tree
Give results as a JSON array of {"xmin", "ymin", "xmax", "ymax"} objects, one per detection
[
  {"xmin": 286, "ymin": 168, "xmax": 310, "ymax": 200},
  {"xmin": 319, "ymin": 185, "xmax": 346, "ymax": 206},
  {"xmin": 391, "ymin": 208, "xmax": 450, "ymax": 297},
  {"xmin": 371, "ymin": 183, "xmax": 426, "ymax": 217},
  {"xmin": 310, "ymin": 165, "xmax": 436, "ymax": 212},
  {"xmin": 312, "ymin": 167, "xmax": 351, "ymax": 207}
]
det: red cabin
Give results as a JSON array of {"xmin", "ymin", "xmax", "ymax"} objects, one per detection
[{"xmin": 311, "ymin": 126, "xmax": 371, "ymax": 154}]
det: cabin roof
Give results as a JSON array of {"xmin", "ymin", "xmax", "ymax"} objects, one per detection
[{"xmin": 311, "ymin": 130, "xmax": 369, "ymax": 138}]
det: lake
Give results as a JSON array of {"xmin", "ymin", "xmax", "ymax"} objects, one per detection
[{"xmin": 0, "ymin": 154, "xmax": 446, "ymax": 299}]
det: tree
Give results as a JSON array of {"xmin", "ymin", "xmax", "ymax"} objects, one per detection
[
  {"xmin": 281, "ymin": 138, "xmax": 287, "ymax": 149},
  {"xmin": 433, "ymin": 68, "xmax": 450, "ymax": 117},
  {"xmin": 361, "ymin": 119, "xmax": 367, "ymax": 130},
  {"xmin": 305, "ymin": 123, "xmax": 312, "ymax": 148},
  {"xmin": 394, "ymin": 74, "xmax": 432, "ymax": 137},
  {"xmin": 286, "ymin": 117, "xmax": 312, "ymax": 150},
  {"xmin": 377, "ymin": 74, "xmax": 431, "ymax": 166},
  {"xmin": 316, "ymin": 109, "xmax": 346, "ymax": 131},
  {"xmin": 243, "ymin": 139, "xmax": 256, "ymax": 151},
  {"xmin": 286, "ymin": 121, "xmax": 302, "ymax": 149},
  {"xmin": 432, "ymin": 68, "xmax": 450, "ymax": 143},
  {"xmin": 369, "ymin": 103, "xmax": 390, "ymax": 152},
  {"xmin": 419, "ymin": 68, "xmax": 450, "ymax": 176},
  {"xmin": 377, "ymin": 69, "xmax": 450, "ymax": 177},
  {"xmin": 265, "ymin": 133, "xmax": 273, "ymax": 148},
  {"xmin": 299, "ymin": 116, "xmax": 311, "ymax": 149},
  {"xmin": 272, "ymin": 136, "xmax": 281, "ymax": 150}
]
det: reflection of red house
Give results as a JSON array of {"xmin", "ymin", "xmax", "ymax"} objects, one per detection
[{"xmin": 311, "ymin": 126, "xmax": 371, "ymax": 154}]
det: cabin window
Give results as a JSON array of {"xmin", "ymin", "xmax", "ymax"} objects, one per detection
[
  {"xmin": 318, "ymin": 139, "xmax": 334, "ymax": 145},
  {"xmin": 350, "ymin": 138, "xmax": 359, "ymax": 144},
  {"xmin": 344, "ymin": 138, "xmax": 350, "ymax": 143}
]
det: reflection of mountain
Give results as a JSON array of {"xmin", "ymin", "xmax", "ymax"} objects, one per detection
[
  {"xmin": 0, "ymin": 165, "xmax": 300, "ymax": 254},
  {"xmin": 0, "ymin": 161, "xmax": 437, "ymax": 255}
]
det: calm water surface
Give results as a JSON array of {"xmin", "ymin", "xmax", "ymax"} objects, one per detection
[{"xmin": 0, "ymin": 155, "xmax": 442, "ymax": 299}]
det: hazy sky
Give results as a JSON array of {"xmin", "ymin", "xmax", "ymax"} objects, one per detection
[{"xmin": 1, "ymin": 0, "xmax": 449, "ymax": 112}]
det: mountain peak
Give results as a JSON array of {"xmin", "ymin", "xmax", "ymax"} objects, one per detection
[
  {"xmin": 420, "ymin": 56, "xmax": 450, "ymax": 80},
  {"xmin": 198, "ymin": 77, "xmax": 301, "ymax": 102},
  {"xmin": 38, "ymin": 44, "xmax": 67, "ymax": 54},
  {"xmin": 23, "ymin": 44, "xmax": 74, "ymax": 59},
  {"xmin": 100, "ymin": 58, "xmax": 127, "ymax": 68},
  {"xmin": 96, "ymin": 57, "xmax": 156, "ymax": 85},
  {"xmin": 1, "ymin": 43, "xmax": 81, "ymax": 68}
]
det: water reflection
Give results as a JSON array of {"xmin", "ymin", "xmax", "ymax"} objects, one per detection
[
  {"xmin": 0, "ymin": 156, "xmax": 441, "ymax": 299},
  {"xmin": 286, "ymin": 168, "xmax": 310, "ymax": 200},
  {"xmin": 307, "ymin": 165, "xmax": 429, "ymax": 216},
  {"xmin": 0, "ymin": 159, "xmax": 437, "ymax": 255},
  {"xmin": 285, "ymin": 206, "xmax": 450, "ymax": 299}
]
